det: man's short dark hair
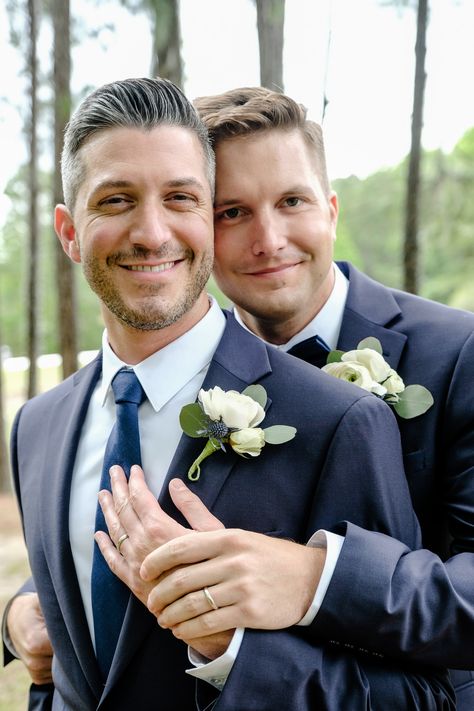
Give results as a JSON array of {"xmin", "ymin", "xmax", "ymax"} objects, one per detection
[
  {"xmin": 62, "ymin": 77, "xmax": 215, "ymax": 211},
  {"xmin": 194, "ymin": 86, "xmax": 330, "ymax": 195}
]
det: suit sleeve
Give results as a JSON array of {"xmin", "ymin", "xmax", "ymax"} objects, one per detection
[
  {"xmin": 311, "ymin": 331, "xmax": 474, "ymax": 669},
  {"xmin": 216, "ymin": 396, "xmax": 454, "ymax": 710}
]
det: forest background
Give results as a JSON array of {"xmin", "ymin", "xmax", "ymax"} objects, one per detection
[{"xmin": 0, "ymin": 1, "xmax": 474, "ymax": 707}]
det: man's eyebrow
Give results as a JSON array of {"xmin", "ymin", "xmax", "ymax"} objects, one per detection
[
  {"xmin": 214, "ymin": 197, "xmax": 242, "ymax": 209},
  {"xmin": 214, "ymin": 185, "xmax": 315, "ymax": 208},
  {"xmin": 90, "ymin": 179, "xmax": 133, "ymax": 196},
  {"xmin": 165, "ymin": 177, "xmax": 208, "ymax": 191},
  {"xmin": 88, "ymin": 177, "xmax": 208, "ymax": 199}
]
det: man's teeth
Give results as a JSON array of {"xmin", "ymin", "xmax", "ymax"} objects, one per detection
[{"xmin": 127, "ymin": 262, "xmax": 174, "ymax": 272}]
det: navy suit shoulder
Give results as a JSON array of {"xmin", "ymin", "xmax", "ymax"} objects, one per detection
[{"xmin": 312, "ymin": 263, "xmax": 474, "ymax": 705}]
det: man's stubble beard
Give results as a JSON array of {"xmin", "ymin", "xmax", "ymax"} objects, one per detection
[{"xmin": 82, "ymin": 247, "xmax": 214, "ymax": 332}]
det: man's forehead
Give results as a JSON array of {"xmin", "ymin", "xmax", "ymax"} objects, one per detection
[
  {"xmin": 77, "ymin": 125, "xmax": 211, "ymax": 191},
  {"xmin": 80, "ymin": 124, "xmax": 203, "ymax": 159}
]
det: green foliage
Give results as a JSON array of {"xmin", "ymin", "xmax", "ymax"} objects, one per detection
[
  {"xmin": 333, "ymin": 128, "xmax": 474, "ymax": 312},
  {"xmin": 179, "ymin": 403, "xmax": 209, "ymax": 437},
  {"xmin": 241, "ymin": 384, "xmax": 267, "ymax": 408},
  {"xmin": 357, "ymin": 337, "xmax": 383, "ymax": 354},
  {"xmin": 262, "ymin": 425, "xmax": 296, "ymax": 445}
]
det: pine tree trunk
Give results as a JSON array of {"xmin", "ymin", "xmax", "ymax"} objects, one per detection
[
  {"xmin": 403, "ymin": 0, "xmax": 428, "ymax": 294},
  {"xmin": 151, "ymin": 0, "xmax": 183, "ymax": 87},
  {"xmin": 26, "ymin": 0, "xmax": 39, "ymax": 399},
  {"xmin": 256, "ymin": 0, "xmax": 285, "ymax": 91},
  {"xmin": 53, "ymin": 0, "xmax": 78, "ymax": 378}
]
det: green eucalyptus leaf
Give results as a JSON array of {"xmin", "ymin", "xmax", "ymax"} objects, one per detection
[
  {"xmin": 179, "ymin": 403, "xmax": 210, "ymax": 437},
  {"xmin": 326, "ymin": 350, "xmax": 344, "ymax": 364},
  {"xmin": 242, "ymin": 384, "xmax": 267, "ymax": 409},
  {"xmin": 357, "ymin": 337, "xmax": 383, "ymax": 354},
  {"xmin": 263, "ymin": 425, "xmax": 297, "ymax": 444},
  {"xmin": 393, "ymin": 385, "xmax": 434, "ymax": 419}
]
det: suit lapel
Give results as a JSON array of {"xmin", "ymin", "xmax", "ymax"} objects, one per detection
[
  {"xmin": 40, "ymin": 354, "xmax": 104, "ymax": 700},
  {"xmin": 107, "ymin": 314, "xmax": 273, "ymax": 685},
  {"xmin": 337, "ymin": 261, "xmax": 407, "ymax": 370},
  {"xmin": 163, "ymin": 313, "xmax": 273, "ymax": 512}
]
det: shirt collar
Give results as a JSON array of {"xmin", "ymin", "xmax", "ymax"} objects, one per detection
[
  {"xmin": 99, "ymin": 297, "xmax": 226, "ymax": 411},
  {"xmin": 234, "ymin": 263, "xmax": 348, "ymax": 352}
]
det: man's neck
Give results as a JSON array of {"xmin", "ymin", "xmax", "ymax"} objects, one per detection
[
  {"xmin": 103, "ymin": 293, "xmax": 210, "ymax": 365},
  {"xmin": 236, "ymin": 309, "xmax": 317, "ymax": 345}
]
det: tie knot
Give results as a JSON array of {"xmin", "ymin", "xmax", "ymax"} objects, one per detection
[
  {"xmin": 111, "ymin": 368, "xmax": 146, "ymax": 406},
  {"xmin": 287, "ymin": 335, "xmax": 331, "ymax": 368}
]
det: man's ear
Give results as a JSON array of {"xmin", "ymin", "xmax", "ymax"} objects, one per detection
[
  {"xmin": 328, "ymin": 191, "xmax": 339, "ymax": 241},
  {"xmin": 54, "ymin": 204, "xmax": 81, "ymax": 263}
]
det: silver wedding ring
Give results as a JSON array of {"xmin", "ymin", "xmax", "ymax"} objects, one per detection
[
  {"xmin": 203, "ymin": 586, "xmax": 219, "ymax": 611},
  {"xmin": 116, "ymin": 533, "xmax": 129, "ymax": 555}
]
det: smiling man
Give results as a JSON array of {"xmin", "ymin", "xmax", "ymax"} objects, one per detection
[
  {"xmin": 2, "ymin": 78, "xmax": 455, "ymax": 710},
  {"xmin": 191, "ymin": 86, "xmax": 474, "ymax": 708}
]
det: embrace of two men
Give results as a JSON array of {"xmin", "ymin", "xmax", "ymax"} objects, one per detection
[{"xmin": 3, "ymin": 76, "xmax": 474, "ymax": 710}]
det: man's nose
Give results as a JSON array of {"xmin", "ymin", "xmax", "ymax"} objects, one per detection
[
  {"xmin": 251, "ymin": 213, "xmax": 287, "ymax": 256},
  {"xmin": 128, "ymin": 203, "xmax": 172, "ymax": 248}
]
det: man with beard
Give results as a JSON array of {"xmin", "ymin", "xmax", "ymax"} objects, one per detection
[{"xmin": 2, "ymin": 78, "xmax": 454, "ymax": 710}]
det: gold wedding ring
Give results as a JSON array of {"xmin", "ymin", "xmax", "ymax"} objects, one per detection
[
  {"xmin": 116, "ymin": 533, "xmax": 129, "ymax": 555},
  {"xmin": 203, "ymin": 586, "xmax": 219, "ymax": 611}
]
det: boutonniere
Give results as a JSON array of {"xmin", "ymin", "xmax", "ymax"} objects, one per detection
[
  {"xmin": 180, "ymin": 384, "xmax": 297, "ymax": 481},
  {"xmin": 321, "ymin": 337, "xmax": 434, "ymax": 419}
]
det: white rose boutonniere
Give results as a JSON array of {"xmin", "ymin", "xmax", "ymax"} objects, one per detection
[
  {"xmin": 322, "ymin": 337, "xmax": 434, "ymax": 419},
  {"xmin": 180, "ymin": 384, "xmax": 297, "ymax": 481}
]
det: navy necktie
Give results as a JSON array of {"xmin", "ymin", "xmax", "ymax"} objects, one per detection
[
  {"xmin": 91, "ymin": 367, "xmax": 146, "ymax": 680},
  {"xmin": 287, "ymin": 335, "xmax": 331, "ymax": 369}
]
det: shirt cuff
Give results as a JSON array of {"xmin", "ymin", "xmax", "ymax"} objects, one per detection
[
  {"xmin": 297, "ymin": 530, "xmax": 344, "ymax": 626},
  {"xmin": 186, "ymin": 627, "xmax": 245, "ymax": 690}
]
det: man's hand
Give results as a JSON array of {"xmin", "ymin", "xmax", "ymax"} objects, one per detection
[
  {"xmin": 7, "ymin": 593, "xmax": 53, "ymax": 684},
  {"xmin": 94, "ymin": 465, "xmax": 224, "ymax": 606},
  {"xmin": 95, "ymin": 466, "xmax": 231, "ymax": 658},
  {"xmin": 141, "ymin": 529, "xmax": 325, "ymax": 643}
]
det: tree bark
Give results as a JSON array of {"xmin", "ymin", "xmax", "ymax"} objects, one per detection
[
  {"xmin": 150, "ymin": 0, "xmax": 183, "ymax": 87},
  {"xmin": 256, "ymin": 0, "xmax": 285, "ymax": 91},
  {"xmin": 53, "ymin": 0, "xmax": 78, "ymax": 378},
  {"xmin": 403, "ymin": 0, "xmax": 428, "ymax": 294},
  {"xmin": 26, "ymin": 0, "xmax": 39, "ymax": 399}
]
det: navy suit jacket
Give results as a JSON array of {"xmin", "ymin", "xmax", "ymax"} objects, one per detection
[
  {"xmin": 309, "ymin": 262, "xmax": 474, "ymax": 706},
  {"xmin": 9, "ymin": 313, "xmax": 454, "ymax": 710}
]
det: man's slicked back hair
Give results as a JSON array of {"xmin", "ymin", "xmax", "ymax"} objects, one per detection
[
  {"xmin": 194, "ymin": 86, "xmax": 330, "ymax": 195},
  {"xmin": 62, "ymin": 77, "xmax": 215, "ymax": 211}
]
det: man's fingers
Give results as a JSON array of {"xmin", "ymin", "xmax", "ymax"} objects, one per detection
[
  {"xmin": 147, "ymin": 557, "xmax": 221, "ymax": 615},
  {"xmin": 7, "ymin": 593, "xmax": 54, "ymax": 684},
  {"xmin": 94, "ymin": 531, "xmax": 130, "ymax": 583},
  {"xmin": 127, "ymin": 465, "xmax": 166, "ymax": 523},
  {"xmin": 169, "ymin": 479, "xmax": 224, "ymax": 532},
  {"xmin": 141, "ymin": 529, "xmax": 228, "ymax": 581}
]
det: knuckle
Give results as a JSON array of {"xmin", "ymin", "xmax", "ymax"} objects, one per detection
[
  {"xmin": 200, "ymin": 613, "xmax": 217, "ymax": 633},
  {"xmin": 167, "ymin": 537, "xmax": 187, "ymax": 563},
  {"xmin": 184, "ymin": 592, "xmax": 202, "ymax": 617},
  {"xmin": 109, "ymin": 519, "xmax": 122, "ymax": 539},
  {"xmin": 128, "ymin": 490, "xmax": 139, "ymax": 510},
  {"xmin": 172, "ymin": 568, "xmax": 190, "ymax": 595}
]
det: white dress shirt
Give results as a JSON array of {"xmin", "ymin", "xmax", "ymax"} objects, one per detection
[{"xmin": 69, "ymin": 298, "xmax": 226, "ymax": 648}]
